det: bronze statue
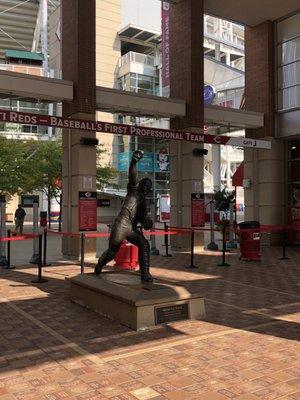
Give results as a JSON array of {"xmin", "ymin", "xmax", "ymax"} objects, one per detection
[{"xmin": 95, "ymin": 150, "xmax": 153, "ymax": 282}]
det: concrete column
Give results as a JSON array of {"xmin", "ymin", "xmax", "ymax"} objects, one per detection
[
  {"xmin": 61, "ymin": 0, "xmax": 96, "ymax": 258},
  {"xmin": 169, "ymin": 0, "xmax": 204, "ymax": 249},
  {"xmin": 212, "ymin": 145, "xmax": 221, "ymax": 191},
  {"xmin": 245, "ymin": 21, "xmax": 285, "ymax": 229}
]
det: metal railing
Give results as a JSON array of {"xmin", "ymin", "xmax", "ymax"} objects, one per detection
[{"xmin": 119, "ymin": 52, "xmax": 156, "ymax": 68}]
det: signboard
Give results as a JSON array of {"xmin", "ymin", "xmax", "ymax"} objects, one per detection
[
  {"xmin": 0, "ymin": 109, "xmax": 272, "ymax": 149},
  {"xmin": 159, "ymin": 194, "xmax": 170, "ymax": 222},
  {"xmin": 83, "ymin": 176, "xmax": 93, "ymax": 190},
  {"xmin": 155, "ymin": 303, "xmax": 189, "ymax": 324},
  {"xmin": 203, "ymin": 85, "xmax": 216, "ymax": 105},
  {"xmin": 21, "ymin": 195, "xmax": 39, "ymax": 208},
  {"xmin": 97, "ymin": 199, "xmax": 110, "ymax": 207},
  {"xmin": 78, "ymin": 191, "xmax": 97, "ymax": 231},
  {"xmin": 118, "ymin": 152, "xmax": 130, "ymax": 172},
  {"xmin": 155, "ymin": 149, "xmax": 170, "ymax": 172},
  {"xmin": 191, "ymin": 193, "xmax": 205, "ymax": 227}
]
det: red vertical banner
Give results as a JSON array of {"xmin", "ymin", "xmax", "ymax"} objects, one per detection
[
  {"xmin": 288, "ymin": 207, "xmax": 300, "ymax": 243},
  {"xmin": 161, "ymin": 1, "xmax": 170, "ymax": 97},
  {"xmin": 78, "ymin": 191, "xmax": 97, "ymax": 231},
  {"xmin": 191, "ymin": 193, "xmax": 205, "ymax": 227}
]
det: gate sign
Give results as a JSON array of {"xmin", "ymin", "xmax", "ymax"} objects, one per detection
[
  {"xmin": 191, "ymin": 193, "xmax": 205, "ymax": 227},
  {"xmin": 78, "ymin": 191, "xmax": 97, "ymax": 231},
  {"xmin": 0, "ymin": 109, "xmax": 271, "ymax": 149}
]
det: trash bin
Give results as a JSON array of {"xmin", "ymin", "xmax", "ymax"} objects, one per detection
[
  {"xmin": 114, "ymin": 241, "xmax": 139, "ymax": 270},
  {"xmin": 40, "ymin": 211, "xmax": 47, "ymax": 227},
  {"xmin": 237, "ymin": 221, "xmax": 261, "ymax": 261}
]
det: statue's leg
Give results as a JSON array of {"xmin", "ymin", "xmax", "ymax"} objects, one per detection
[
  {"xmin": 127, "ymin": 230, "xmax": 153, "ymax": 282},
  {"xmin": 95, "ymin": 219, "xmax": 131, "ymax": 275}
]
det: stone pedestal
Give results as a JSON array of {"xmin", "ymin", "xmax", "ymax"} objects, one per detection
[{"xmin": 68, "ymin": 272, "xmax": 205, "ymax": 331}]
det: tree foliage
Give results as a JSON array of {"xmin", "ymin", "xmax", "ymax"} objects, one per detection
[
  {"xmin": 0, "ymin": 136, "xmax": 118, "ymax": 197},
  {"xmin": 213, "ymin": 187, "xmax": 235, "ymax": 213},
  {"xmin": 0, "ymin": 136, "xmax": 38, "ymax": 196}
]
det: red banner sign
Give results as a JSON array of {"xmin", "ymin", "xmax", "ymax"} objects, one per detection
[
  {"xmin": 0, "ymin": 109, "xmax": 271, "ymax": 149},
  {"xmin": 78, "ymin": 192, "xmax": 97, "ymax": 231},
  {"xmin": 191, "ymin": 193, "xmax": 205, "ymax": 227}
]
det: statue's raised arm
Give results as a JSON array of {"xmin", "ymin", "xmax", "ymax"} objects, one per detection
[{"xmin": 127, "ymin": 150, "xmax": 144, "ymax": 190}]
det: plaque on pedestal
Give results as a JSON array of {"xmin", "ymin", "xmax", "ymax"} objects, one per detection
[{"xmin": 68, "ymin": 272, "xmax": 205, "ymax": 331}]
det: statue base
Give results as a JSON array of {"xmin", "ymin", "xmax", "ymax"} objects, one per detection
[{"xmin": 68, "ymin": 272, "xmax": 205, "ymax": 331}]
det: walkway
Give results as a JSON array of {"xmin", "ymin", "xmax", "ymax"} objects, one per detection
[{"xmin": 0, "ymin": 247, "xmax": 299, "ymax": 400}]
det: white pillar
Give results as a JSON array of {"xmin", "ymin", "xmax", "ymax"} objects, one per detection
[
  {"xmin": 41, "ymin": 0, "xmax": 48, "ymax": 75},
  {"xmin": 212, "ymin": 145, "xmax": 221, "ymax": 192}
]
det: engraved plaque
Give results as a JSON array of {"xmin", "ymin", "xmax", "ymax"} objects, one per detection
[{"xmin": 155, "ymin": 303, "xmax": 189, "ymax": 324}]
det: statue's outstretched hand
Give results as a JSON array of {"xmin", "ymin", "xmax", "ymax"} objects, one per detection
[{"xmin": 132, "ymin": 150, "xmax": 144, "ymax": 161}]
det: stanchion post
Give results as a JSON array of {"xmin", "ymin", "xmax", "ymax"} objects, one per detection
[
  {"xmin": 0, "ymin": 195, "xmax": 8, "ymax": 266},
  {"xmin": 163, "ymin": 222, "xmax": 172, "ymax": 257},
  {"xmin": 280, "ymin": 226, "xmax": 289, "ymax": 260},
  {"xmin": 80, "ymin": 233, "xmax": 85, "ymax": 274},
  {"xmin": 30, "ymin": 199, "xmax": 39, "ymax": 264},
  {"xmin": 207, "ymin": 201, "xmax": 218, "ymax": 251},
  {"xmin": 32, "ymin": 234, "xmax": 48, "ymax": 283},
  {"xmin": 43, "ymin": 228, "xmax": 51, "ymax": 266},
  {"xmin": 2, "ymin": 230, "xmax": 15, "ymax": 270},
  {"xmin": 218, "ymin": 225, "xmax": 230, "ymax": 267},
  {"xmin": 187, "ymin": 229, "xmax": 197, "ymax": 269},
  {"xmin": 150, "ymin": 203, "xmax": 159, "ymax": 255},
  {"xmin": 227, "ymin": 202, "xmax": 237, "ymax": 249}
]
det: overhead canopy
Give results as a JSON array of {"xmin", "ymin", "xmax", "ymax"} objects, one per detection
[
  {"xmin": 165, "ymin": 0, "xmax": 300, "ymax": 26},
  {"xmin": 118, "ymin": 24, "xmax": 161, "ymax": 46},
  {"xmin": 232, "ymin": 162, "xmax": 244, "ymax": 187},
  {"xmin": 5, "ymin": 49, "xmax": 44, "ymax": 62},
  {"xmin": 204, "ymin": 56, "xmax": 244, "ymax": 89},
  {"xmin": 204, "ymin": 0, "xmax": 300, "ymax": 26}
]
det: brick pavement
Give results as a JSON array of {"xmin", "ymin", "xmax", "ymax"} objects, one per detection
[{"xmin": 0, "ymin": 246, "xmax": 299, "ymax": 400}]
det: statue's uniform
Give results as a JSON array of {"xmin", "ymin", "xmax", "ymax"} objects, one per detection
[{"xmin": 95, "ymin": 156, "xmax": 152, "ymax": 281}]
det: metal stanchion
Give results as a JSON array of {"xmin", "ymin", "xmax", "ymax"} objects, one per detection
[
  {"xmin": 32, "ymin": 234, "xmax": 48, "ymax": 283},
  {"xmin": 30, "ymin": 199, "xmax": 39, "ymax": 264},
  {"xmin": 2, "ymin": 230, "xmax": 15, "ymax": 270},
  {"xmin": 150, "ymin": 203, "xmax": 159, "ymax": 255},
  {"xmin": 163, "ymin": 223, "xmax": 172, "ymax": 257},
  {"xmin": 187, "ymin": 229, "xmax": 197, "ymax": 269},
  {"xmin": 80, "ymin": 233, "xmax": 85, "ymax": 274},
  {"xmin": 0, "ymin": 196, "xmax": 8, "ymax": 266},
  {"xmin": 227, "ymin": 202, "xmax": 237, "ymax": 249},
  {"xmin": 280, "ymin": 227, "xmax": 289, "ymax": 260},
  {"xmin": 207, "ymin": 202, "xmax": 218, "ymax": 251},
  {"xmin": 218, "ymin": 225, "xmax": 230, "ymax": 267},
  {"xmin": 42, "ymin": 228, "xmax": 51, "ymax": 266}
]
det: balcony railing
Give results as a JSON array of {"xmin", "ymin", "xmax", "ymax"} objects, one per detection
[{"xmin": 119, "ymin": 52, "xmax": 156, "ymax": 68}]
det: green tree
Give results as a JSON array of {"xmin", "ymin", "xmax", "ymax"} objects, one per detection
[
  {"xmin": 25, "ymin": 140, "xmax": 117, "ymax": 228},
  {"xmin": 0, "ymin": 136, "xmax": 118, "ymax": 228},
  {"xmin": 0, "ymin": 136, "xmax": 37, "ymax": 196}
]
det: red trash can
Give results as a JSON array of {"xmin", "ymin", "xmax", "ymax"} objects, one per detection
[
  {"xmin": 114, "ymin": 241, "xmax": 139, "ymax": 270},
  {"xmin": 237, "ymin": 221, "xmax": 261, "ymax": 261}
]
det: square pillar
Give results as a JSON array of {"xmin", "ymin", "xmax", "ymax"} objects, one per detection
[
  {"xmin": 61, "ymin": 0, "xmax": 96, "ymax": 257},
  {"xmin": 245, "ymin": 21, "xmax": 285, "ymax": 226},
  {"xmin": 169, "ymin": 0, "xmax": 204, "ymax": 249}
]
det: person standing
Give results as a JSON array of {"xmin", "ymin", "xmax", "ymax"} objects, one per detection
[{"xmin": 14, "ymin": 204, "xmax": 26, "ymax": 235}]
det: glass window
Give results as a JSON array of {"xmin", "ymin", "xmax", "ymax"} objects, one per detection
[
  {"xmin": 278, "ymin": 86, "xmax": 300, "ymax": 109},
  {"xmin": 278, "ymin": 61, "xmax": 300, "ymax": 89},
  {"xmin": 278, "ymin": 37, "xmax": 300, "ymax": 66}
]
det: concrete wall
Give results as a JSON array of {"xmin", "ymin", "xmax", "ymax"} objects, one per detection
[
  {"xmin": 96, "ymin": 0, "xmax": 121, "ymax": 166},
  {"xmin": 49, "ymin": 7, "xmax": 61, "ymax": 73}
]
